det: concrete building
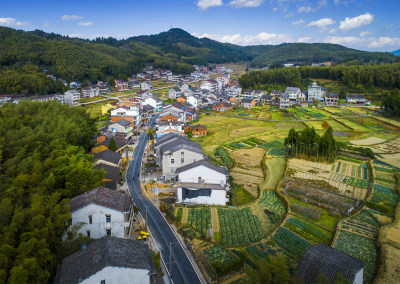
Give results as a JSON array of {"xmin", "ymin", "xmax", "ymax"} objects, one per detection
[
  {"xmin": 158, "ymin": 137, "xmax": 204, "ymax": 180},
  {"xmin": 176, "ymin": 160, "xmax": 229, "ymax": 205},
  {"xmin": 69, "ymin": 187, "xmax": 133, "ymax": 239},
  {"xmin": 308, "ymin": 81, "xmax": 326, "ymax": 102},
  {"xmin": 108, "ymin": 119, "xmax": 133, "ymax": 139},
  {"xmin": 143, "ymin": 97, "xmax": 163, "ymax": 112},
  {"xmin": 64, "ymin": 90, "xmax": 80, "ymax": 105}
]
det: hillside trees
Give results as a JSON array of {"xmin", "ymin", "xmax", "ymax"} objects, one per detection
[
  {"xmin": 0, "ymin": 101, "xmax": 104, "ymax": 283},
  {"xmin": 381, "ymin": 89, "xmax": 400, "ymax": 119},
  {"xmin": 239, "ymin": 64, "xmax": 400, "ymax": 91}
]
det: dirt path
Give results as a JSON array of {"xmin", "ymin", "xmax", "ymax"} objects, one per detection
[
  {"xmin": 210, "ymin": 207, "xmax": 220, "ymax": 233},
  {"xmin": 182, "ymin": 207, "xmax": 188, "ymax": 223},
  {"xmin": 250, "ymin": 203, "xmax": 271, "ymax": 234}
]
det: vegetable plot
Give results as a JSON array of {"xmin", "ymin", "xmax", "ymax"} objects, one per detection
[{"xmin": 218, "ymin": 207, "xmax": 264, "ymax": 246}]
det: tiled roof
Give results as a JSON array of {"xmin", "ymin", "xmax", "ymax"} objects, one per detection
[
  {"xmin": 69, "ymin": 186, "xmax": 130, "ymax": 212},
  {"xmin": 176, "ymin": 159, "xmax": 227, "ymax": 175},
  {"xmin": 55, "ymin": 237, "xmax": 155, "ymax": 284},
  {"xmin": 94, "ymin": 150, "xmax": 121, "ymax": 165},
  {"xmin": 98, "ymin": 136, "xmax": 127, "ymax": 150},
  {"xmin": 297, "ymin": 244, "xmax": 365, "ymax": 284},
  {"xmin": 114, "ymin": 119, "xmax": 131, "ymax": 126}
]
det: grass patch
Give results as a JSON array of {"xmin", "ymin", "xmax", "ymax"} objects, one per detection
[
  {"xmin": 230, "ymin": 183, "xmax": 256, "ymax": 206},
  {"xmin": 286, "ymin": 195, "xmax": 341, "ymax": 232}
]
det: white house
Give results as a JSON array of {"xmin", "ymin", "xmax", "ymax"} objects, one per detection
[
  {"xmin": 111, "ymin": 106, "xmax": 142, "ymax": 127},
  {"xmin": 279, "ymin": 93, "xmax": 290, "ymax": 109},
  {"xmin": 158, "ymin": 137, "xmax": 204, "ymax": 180},
  {"xmin": 176, "ymin": 160, "xmax": 229, "ymax": 206},
  {"xmin": 143, "ymin": 97, "xmax": 163, "ymax": 112},
  {"xmin": 285, "ymin": 87, "xmax": 301, "ymax": 100},
  {"xmin": 169, "ymin": 87, "xmax": 183, "ymax": 99},
  {"xmin": 55, "ymin": 237, "xmax": 156, "ymax": 284},
  {"xmin": 156, "ymin": 121, "xmax": 185, "ymax": 139},
  {"xmin": 141, "ymin": 81, "xmax": 153, "ymax": 90},
  {"xmin": 69, "ymin": 186, "xmax": 133, "ymax": 239},
  {"xmin": 186, "ymin": 95, "xmax": 200, "ymax": 108},
  {"xmin": 64, "ymin": 90, "xmax": 80, "ymax": 105},
  {"xmin": 308, "ymin": 81, "xmax": 326, "ymax": 102}
]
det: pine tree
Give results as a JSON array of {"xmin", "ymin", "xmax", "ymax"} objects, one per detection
[{"xmin": 108, "ymin": 137, "xmax": 118, "ymax": 151}]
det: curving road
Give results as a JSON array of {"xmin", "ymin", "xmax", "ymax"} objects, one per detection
[{"xmin": 127, "ymin": 114, "xmax": 203, "ymax": 284}]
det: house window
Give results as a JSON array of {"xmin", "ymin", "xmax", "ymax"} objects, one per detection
[
  {"xmin": 171, "ymin": 158, "xmax": 174, "ymax": 164},
  {"xmin": 87, "ymin": 230, "xmax": 90, "ymax": 237},
  {"xmin": 171, "ymin": 167, "xmax": 175, "ymax": 172},
  {"xmin": 101, "ymin": 280, "xmax": 106, "ymax": 284},
  {"xmin": 181, "ymin": 151, "xmax": 184, "ymax": 155},
  {"xmin": 106, "ymin": 229, "xmax": 111, "ymax": 237},
  {"xmin": 106, "ymin": 215, "xmax": 111, "ymax": 223},
  {"xmin": 181, "ymin": 158, "xmax": 184, "ymax": 163},
  {"xmin": 89, "ymin": 215, "xmax": 92, "ymax": 224}
]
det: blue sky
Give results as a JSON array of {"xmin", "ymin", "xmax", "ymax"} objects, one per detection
[{"xmin": 1, "ymin": 0, "xmax": 399, "ymax": 51}]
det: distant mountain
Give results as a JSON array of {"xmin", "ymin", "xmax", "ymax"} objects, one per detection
[
  {"xmin": 391, "ymin": 49, "xmax": 400, "ymax": 56},
  {"xmin": 0, "ymin": 26, "xmax": 397, "ymax": 94}
]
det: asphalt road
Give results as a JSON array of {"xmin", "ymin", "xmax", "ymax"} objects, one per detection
[{"xmin": 127, "ymin": 115, "xmax": 203, "ymax": 284}]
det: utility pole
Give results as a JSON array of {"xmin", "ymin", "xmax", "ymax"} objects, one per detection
[{"xmin": 167, "ymin": 242, "xmax": 178, "ymax": 283}]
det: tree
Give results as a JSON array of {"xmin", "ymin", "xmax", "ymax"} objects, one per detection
[
  {"xmin": 108, "ymin": 137, "xmax": 118, "ymax": 151},
  {"xmin": 0, "ymin": 101, "xmax": 103, "ymax": 283}
]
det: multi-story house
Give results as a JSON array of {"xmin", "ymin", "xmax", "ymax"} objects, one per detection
[
  {"xmin": 308, "ymin": 81, "xmax": 326, "ymax": 102},
  {"xmin": 64, "ymin": 90, "xmax": 81, "ymax": 105},
  {"xmin": 176, "ymin": 159, "xmax": 229, "ymax": 206},
  {"xmin": 69, "ymin": 186, "xmax": 133, "ymax": 239}
]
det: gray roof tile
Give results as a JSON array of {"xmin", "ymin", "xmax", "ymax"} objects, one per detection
[{"xmin": 56, "ymin": 237, "xmax": 155, "ymax": 284}]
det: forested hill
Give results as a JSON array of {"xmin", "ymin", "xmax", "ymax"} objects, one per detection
[
  {"xmin": 0, "ymin": 27, "xmax": 194, "ymax": 84},
  {"xmin": 0, "ymin": 26, "xmax": 397, "ymax": 95},
  {"xmin": 97, "ymin": 28, "xmax": 396, "ymax": 67}
]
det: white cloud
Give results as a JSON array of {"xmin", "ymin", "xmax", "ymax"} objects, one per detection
[
  {"xmin": 297, "ymin": 37, "xmax": 312, "ymax": 43},
  {"xmin": 77, "ymin": 21, "xmax": 93, "ymax": 26},
  {"xmin": 284, "ymin": 13, "xmax": 294, "ymax": 18},
  {"xmin": 328, "ymin": 28, "xmax": 337, "ymax": 34},
  {"xmin": 297, "ymin": 6, "xmax": 314, "ymax": 13},
  {"xmin": 339, "ymin": 12, "xmax": 374, "ymax": 31},
  {"xmin": 0, "ymin": 17, "xmax": 30, "ymax": 27},
  {"xmin": 292, "ymin": 19, "xmax": 305, "ymax": 26},
  {"xmin": 42, "ymin": 23, "xmax": 51, "ymax": 27},
  {"xmin": 229, "ymin": 0, "xmax": 264, "ymax": 7},
  {"xmin": 307, "ymin": 18, "xmax": 335, "ymax": 31},
  {"xmin": 61, "ymin": 15, "xmax": 83, "ymax": 20},
  {"xmin": 359, "ymin": 31, "xmax": 370, "ymax": 37},
  {"xmin": 318, "ymin": 0, "xmax": 327, "ymax": 9},
  {"xmin": 334, "ymin": 0, "xmax": 340, "ymax": 4},
  {"xmin": 197, "ymin": 0, "xmax": 223, "ymax": 10},
  {"xmin": 192, "ymin": 32, "xmax": 291, "ymax": 45},
  {"xmin": 324, "ymin": 35, "xmax": 400, "ymax": 50}
]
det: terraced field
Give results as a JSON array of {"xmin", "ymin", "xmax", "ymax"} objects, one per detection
[
  {"xmin": 287, "ymin": 158, "xmax": 370, "ymax": 200},
  {"xmin": 333, "ymin": 210, "xmax": 380, "ymax": 284}
]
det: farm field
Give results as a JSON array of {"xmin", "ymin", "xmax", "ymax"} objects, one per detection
[
  {"xmin": 368, "ymin": 136, "xmax": 400, "ymax": 153},
  {"xmin": 182, "ymin": 107, "xmax": 400, "ymax": 282},
  {"xmin": 333, "ymin": 210, "xmax": 380, "ymax": 283},
  {"xmin": 230, "ymin": 148, "xmax": 265, "ymax": 197},
  {"xmin": 286, "ymin": 158, "xmax": 370, "ymax": 200},
  {"xmin": 322, "ymin": 106, "xmax": 355, "ymax": 117}
]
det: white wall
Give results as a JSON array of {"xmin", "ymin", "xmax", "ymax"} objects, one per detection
[
  {"xmin": 353, "ymin": 269, "xmax": 363, "ymax": 284},
  {"xmin": 72, "ymin": 204, "xmax": 130, "ymax": 239},
  {"xmin": 162, "ymin": 150, "xmax": 204, "ymax": 180},
  {"xmin": 177, "ymin": 188, "xmax": 228, "ymax": 206},
  {"xmin": 80, "ymin": 266, "xmax": 150, "ymax": 284},
  {"xmin": 178, "ymin": 165, "xmax": 226, "ymax": 185}
]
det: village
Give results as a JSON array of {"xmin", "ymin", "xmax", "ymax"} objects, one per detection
[{"xmin": 1, "ymin": 63, "xmax": 398, "ymax": 284}]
